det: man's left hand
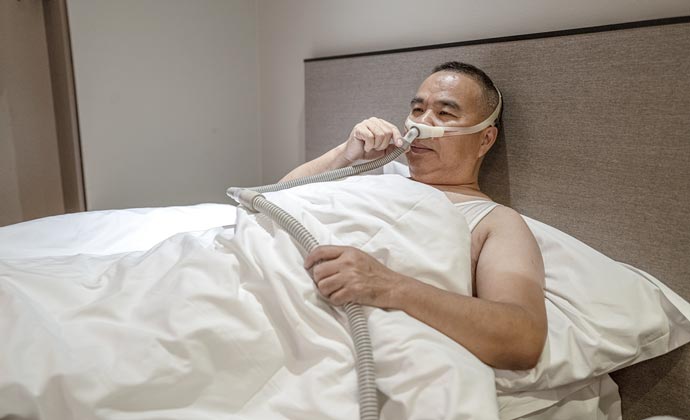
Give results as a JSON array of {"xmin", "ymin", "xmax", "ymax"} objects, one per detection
[{"xmin": 304, "ymin": 245, "xmax": 402, "ymax": 308}]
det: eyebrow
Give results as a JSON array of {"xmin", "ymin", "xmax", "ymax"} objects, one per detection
[
  {"xmin": 410, "ymin": 97, "xmax": 424, "ymax": 107},
  {"xmin": 410, "ymin": 97, "xmax": 461, "ymax": 111}
]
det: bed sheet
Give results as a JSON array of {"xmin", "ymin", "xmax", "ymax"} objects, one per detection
[
  {"xmin": 508, "ymin": 375, "xmax": 621, "ymax": 420},
  {"xmin": 0, "ymin": 203, "xmax": 237, "ymax": 259}
]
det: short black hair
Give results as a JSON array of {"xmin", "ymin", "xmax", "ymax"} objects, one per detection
[{"xmin": 432, "ymin": 62, "xmax": 500, "ymax": 120}]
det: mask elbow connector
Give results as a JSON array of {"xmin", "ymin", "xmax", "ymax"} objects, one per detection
[
  {"xmin": 226, "ymin": 187, "xmax": 264, "ymax": 211},
  {"xmin": 399, "ymin": 126, "xmax": 420, "ymax": 152},
  {"xmin": 404, "ymin": 122, "xmax": 445, "ymax": 140}
]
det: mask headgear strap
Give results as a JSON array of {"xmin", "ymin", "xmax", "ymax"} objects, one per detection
[{"xmin": 405, "ymin": 88, "xmax": 502, "ymax": 138}]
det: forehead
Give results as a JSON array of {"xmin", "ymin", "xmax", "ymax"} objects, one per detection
[{"xmin": 415, "ymin": 71, "xmax": 484, "ymax": 110}]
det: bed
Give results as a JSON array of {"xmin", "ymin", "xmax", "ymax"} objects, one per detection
[
  {"xmin": 3, "ymin": 181, "xmax": 687, "ymax": 420},
  {"xmin": 303, "ymin": 16, "xmax": 690, "ymax": 419},
  {"xmin": 1, "ymin": 16, "xmax": 689, "ymax": 420}
]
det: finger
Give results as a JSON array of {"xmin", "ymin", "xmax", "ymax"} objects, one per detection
[
  {"xmin": 364, "ymin": 123, "xmax": 385, "ymax": 152},
  {"xmin": 388, "ymin": 124, "xmax": 403, "ymax": 147},
  {"xmin": 315, "ymin": 274, "xmax": 343, "ymax": 297},
  {"xmin": 387, "ymin": 122, "xmax": 402, "ymax": 141},
  {"xmin": 304, "ymin": 245, "xmax": 347, "ymax": 270},
  {"xmin": 329, "ymin": 288, "xmax": 352, "ymax": 306},
  {"xmin": 381, "ymin": 120, "xmax": 401, "ymax": 137},
  {"xmin": 366, "ymin": 123, "xmax": 389, "ymax": 151},
  {"xmin": 363, "ymin": 132, "xmax": 375, "ymax": 152},
  {"xmin": 311, "ymin": 259, "xmax": 341, "ymax": 282},
  {"xmin": 363, "ymin": 119, "xmax": 388, "ymax": 148},
  {"xmin": 353, "ymin": 126, "xmax": 375, "ymax": 152},
  {"xmin": 377, "ymin": 121, "xmax": 402, "ymax": 148},
  {"xmin": 372, "ymin": 121, "xmax": 397, "ymax": 151},
  {"xmin": 377, "ymin": 130, "xmax": 393, "ymax": 151}
]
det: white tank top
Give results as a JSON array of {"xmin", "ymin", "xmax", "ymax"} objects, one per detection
[{"xmin": 453, "ymin": 200, "xmax": 500, "ymax": 232}]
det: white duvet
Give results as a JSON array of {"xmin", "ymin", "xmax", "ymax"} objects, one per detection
[{"xmin": 0, "ymin": 176, "xmax": 500, "ymax": 420}]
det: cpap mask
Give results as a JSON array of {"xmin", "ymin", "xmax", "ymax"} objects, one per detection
[{"xmin": 404, "ymin": 89, "xmax": 502, "ymax": 139}]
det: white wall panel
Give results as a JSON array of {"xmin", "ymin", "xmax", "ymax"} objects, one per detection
[{"xmin": 68, "ymin": 0, "xmax": 260, "ymax": 210}]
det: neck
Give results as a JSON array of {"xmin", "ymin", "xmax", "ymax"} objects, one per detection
[
  {"xmin": 407, "ymin": 160, "xmax": 489, "ymax": 198},
  {"xmin": 420, "ymin": 180, "xmax": 490, "ymax": 200},
  {"xmin": 438, "ymin": 159, "xmax": 489, "ymax": 198},
  {"xmin": 440, "ymin": 183, "xmax": 486, "ymax": 196}
]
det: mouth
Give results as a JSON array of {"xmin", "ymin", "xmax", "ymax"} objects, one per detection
[{"xmin": 409, "ymin": 143, "xmax": 434, "ymax": 154}]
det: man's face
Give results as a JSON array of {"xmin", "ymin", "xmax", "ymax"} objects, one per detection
[{"xmin": 405, "ymin": 71, "xmax": 493, "ymax": 185}]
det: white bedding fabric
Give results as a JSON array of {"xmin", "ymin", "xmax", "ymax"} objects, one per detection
[
  {"xmin": 495, "ymin": 216, "xmax": 690, "ymax": 393},
  {"xmin": 0, "ymin": 203, "xmax": 237, "ymax": 259},
  {"xmin": 0, "ymin": 176, "xmax": 500, "ymax": 419},
  {"xmin": 2, "ymin": 173, "xmax": 688, "ymax": 420},
  {"xmin": 502, "ymin": 374, "xmax": 622, "ymax": 420}
]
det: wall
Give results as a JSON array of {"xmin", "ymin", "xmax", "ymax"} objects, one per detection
[
  {"xmin": 67, "ymin": 0, "xmax": 260, "ymax": 210},
  {"xmin": 0, "ymin": 0, "xmax": 64, "ymax": 226},
  {"xmin": 257, "ymin": 0, "xmax": 690, "ymax": 183},
  {"xmin": 63, "ymin": 0, "xmax": 690, "ymax": 205}
]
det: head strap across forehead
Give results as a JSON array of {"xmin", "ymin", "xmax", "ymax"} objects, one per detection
[{"xmin": 405, "ymin": 88, "xmax": 502, "ymax": 139}]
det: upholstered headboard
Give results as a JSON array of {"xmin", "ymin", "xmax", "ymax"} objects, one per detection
[{"xmin": 304, "ymin": 17, "xmax": 690, "ymax": 419}]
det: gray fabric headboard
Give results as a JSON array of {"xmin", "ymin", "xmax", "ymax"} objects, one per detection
[{"xmin": 305, "ymin": 18, "xmax": 690, "ymax": 419}]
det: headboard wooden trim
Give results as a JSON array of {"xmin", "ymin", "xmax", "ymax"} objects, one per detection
[{"xmin": 305, "ymin": 16, "xmax": 690, "ymax": 62}]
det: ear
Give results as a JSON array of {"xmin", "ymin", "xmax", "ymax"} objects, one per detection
[{"xmin": 477, "ymin": 127, "xmax": 498, "ymax": 158}]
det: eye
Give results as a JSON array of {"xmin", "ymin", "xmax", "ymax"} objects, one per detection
[
  {"xmin": 439, "ymin": 111, "xmax": 454, "ymax": 117},
  {"xmin": 411, "ymin": 107, "xmax": 424, "ymax": 114}
]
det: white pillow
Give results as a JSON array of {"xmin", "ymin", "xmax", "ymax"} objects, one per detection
[
  {"xmin": 382, "ymin": 161, "xmax": 690, "ymax": 392},
  {"xmin": 495, "ymin": 216, "xmax": 690, "ymax": 392}
]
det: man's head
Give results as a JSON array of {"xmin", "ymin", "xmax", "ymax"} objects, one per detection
[{"xmin": 406, "ymin": 62, "xmax": 501, "ymax": 188}]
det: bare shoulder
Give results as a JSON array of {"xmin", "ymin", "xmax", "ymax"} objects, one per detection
[
  {"xmin": 477, "ymin": 205, "xmax": 532, "ymax": 239},
  {"xmin": 484, "ymin": 204, "xmax": 523, "ymax": 224},
  {"xmin": 474, "ymin": 204, "xmax": 545, "ymax": 290}
]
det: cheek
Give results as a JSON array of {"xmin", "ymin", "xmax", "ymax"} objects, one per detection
[
  {"xmin": 440, "ymin": 136, "xmax": 483, "ymax": 162},
  {"xmin": 438, "ymin": 140, "xmax": 470, "ymax": 163}
]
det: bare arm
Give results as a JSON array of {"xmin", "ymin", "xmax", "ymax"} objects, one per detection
[
  {"xmin": 280, "ymin": 143, "xmax": 351, "ymax": 182},
  {"xmin": 394, "ymin": 207, "xmax": 546, "ymax": 369},
  {"xmin": 305, "ymin": 206, "xmax": 547, "ymax": 370},
  {"xmin": 280, "ymin": 117, "xmax": 403, "ymax": 182}
]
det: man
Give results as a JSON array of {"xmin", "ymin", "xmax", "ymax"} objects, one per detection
[{"xmin": 282, "ymin": 62, "xmax": 547, "ymax": 371}]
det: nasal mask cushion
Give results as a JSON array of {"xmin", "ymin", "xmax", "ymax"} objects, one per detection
[{"xmin": 405, "ymin": 89, "xmax": 502, "ymax": 139}]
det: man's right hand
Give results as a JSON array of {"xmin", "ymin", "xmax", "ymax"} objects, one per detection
[
  {"xmin": 342, "ymin": 117, "xmax": 404, "ymax": 163},
  {"xmin": 279, "ymin": 117, "xmax": 405, "ymax": 182}
]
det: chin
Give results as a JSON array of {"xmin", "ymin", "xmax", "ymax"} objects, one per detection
[
  {"xmin": 408, "ymin": 162, "xmax": 462, "ymax": 186},
  {"xmin": 407, "ymin": 165, "xmax": 437, "ymax": 185}
]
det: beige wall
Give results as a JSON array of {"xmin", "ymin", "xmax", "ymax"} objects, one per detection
[
  {"xmin": 257, "ymin": 0, "xmax": 690, "ymax": 183},
  {"xmin": 67, "ymin": 0, "xmax": 261, "ymax": 210},
  {"xmin": 57, "ymin": 0, "xmax": 690, "ymax": 212},
  {"xmin": 0, "ymin": 0, "xmax": 64, "ymax": 226}
]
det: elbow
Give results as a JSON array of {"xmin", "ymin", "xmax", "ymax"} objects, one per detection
[
  {"xmin": 512, "ymin": 326, "xmax": 547, "ymax": 370},
  {"xmin": 486, "ymin": 340, "xmax": 544, "ymax": 370},
  {"xmin": 511, "ymin": 308, "xmax": 548, "ymax": 370},
  {"xmin": 493, "ymin": 325, "xmax": 546, "ymax": 371},
  {"xmin": 515, "ymin": 343, "xmax": 544, "ymax": 370},
  {"xmin": 477, "ymin": 304, "xmax": 548, "ymax": 371},
  {"xmin": 497, "ymin": 340, "xmax": 543, "ymax": 371}
]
